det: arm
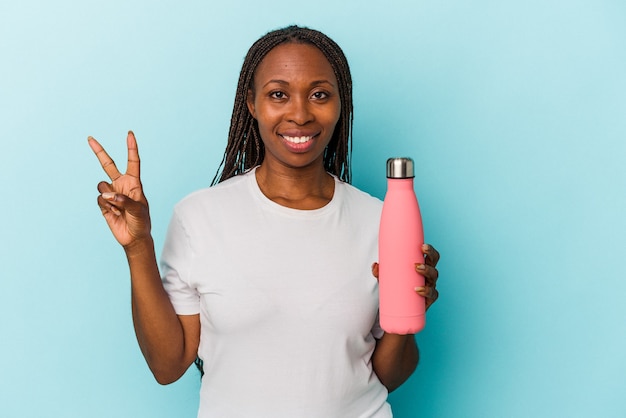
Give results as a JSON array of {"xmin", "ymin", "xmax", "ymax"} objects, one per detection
[
  {"xmin": 371, "ymin": 244, "xmax": 440, "ymax": 392},
  {"xmin": 125, "ymin": 236, "xmax": 200, "ymax": 384},
  {"xmin": 372, "ymin": 333, "xmax": 419, "ymax": 392},
  {"xmin": 89, "ymin": 132, "xmax": 199, "ymax": 384}
]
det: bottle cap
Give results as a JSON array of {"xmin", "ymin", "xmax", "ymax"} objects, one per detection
[{"xmin": 386, "ymin": 157, "xmax": 414, "ymax": 178}]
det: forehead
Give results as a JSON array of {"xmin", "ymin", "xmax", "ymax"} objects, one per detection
[{"xmin": 254, "ymin": 42, "xmax": 337, "ymax": 85}]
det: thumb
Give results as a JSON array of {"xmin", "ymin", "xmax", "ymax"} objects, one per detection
[
  {"xmin": 100, "ymin": 191, "xmax": 146, "ymax": 218},
  {"xmin": 371, "ymin": 262, "xmax": 379, "ymax": 281}
]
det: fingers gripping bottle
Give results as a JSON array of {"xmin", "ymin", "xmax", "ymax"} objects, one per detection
[{"xmin": 379, "ymin": 157, "xmax": 425, "ymax": 334}]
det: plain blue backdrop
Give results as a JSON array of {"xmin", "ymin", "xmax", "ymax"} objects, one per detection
[{"xmin": 1, "ymin": 0, "xmax": 625, "ymax": 417}]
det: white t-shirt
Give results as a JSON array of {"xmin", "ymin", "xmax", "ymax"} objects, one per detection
[{"xmin": 161, "ymin": 168, "xmax": 391, "ymax": 418}]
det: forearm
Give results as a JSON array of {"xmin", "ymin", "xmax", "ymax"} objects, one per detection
[
  {"xmin": 372, "ymin": 333, "xmax": 419, "ymax": 392},
  {"xmin": 125, "ymin": 237, "xmax": 194, "ymax": 384}
]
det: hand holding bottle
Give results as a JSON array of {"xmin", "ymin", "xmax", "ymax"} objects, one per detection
[
  {"xmin": 372, "ymin": 243, "xmax": 440, "ymax": 310},
  {"xmin": 413, "ymin": 244, "xmax": 440, "ymax": 310}
]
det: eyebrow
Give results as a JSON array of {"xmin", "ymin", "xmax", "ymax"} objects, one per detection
[{"xmin": 262, "ymin": 79, "xmax": 336, "ymax": 89}]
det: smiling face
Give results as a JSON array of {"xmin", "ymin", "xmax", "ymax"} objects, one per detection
[{"xmin": 246, "ymin": 42, "xmax": 341, "ymax": 172}]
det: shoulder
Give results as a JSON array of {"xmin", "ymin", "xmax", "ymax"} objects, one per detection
[
  {"xmin": 335, "ymin": 180, "xmax": 383, "ymax": 223},
  {"xmin": 337, "ymin": 181, "xmax": 382, "ymax": 209},
  {"xmin": 174, "ymin": 171, "xmax": 252, "ymax": 216}
]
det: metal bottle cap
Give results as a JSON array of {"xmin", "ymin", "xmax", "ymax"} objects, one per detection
[{"xmin": 386, "ymin": 157, "xmax": 415, "ymax": 178}]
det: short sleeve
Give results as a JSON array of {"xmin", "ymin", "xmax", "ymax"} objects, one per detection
[
  {"xmin": 160, "ymin": 209, "xmax": 201, "ymax": 315},
  {"xmin": 371, "ymin": 311, "xmax": 384, "ymax": 339}
]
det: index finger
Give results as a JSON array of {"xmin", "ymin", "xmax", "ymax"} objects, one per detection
[
  {"xmin": 88, "ymin": 136, "xmax": 122, "ymax": 181},
  {"xmin": 422, "ymin": 244, "xmax": 440, "ymax": 267},
  {"xmin": 126, "ymin": 130, "xmax": 140, "ymax": 178}
]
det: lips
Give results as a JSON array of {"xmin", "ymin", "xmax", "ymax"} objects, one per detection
[
  {"xmin": 282, "ymin": 135, "xmax": 313, "ymax": 144},
  {"xmin": 278, "ymin": 132, "xmax": 319, "ymax": 152}
]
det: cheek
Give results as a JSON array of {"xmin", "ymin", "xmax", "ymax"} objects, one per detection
[
  {"xmin": 256, "ymin": 100, "xmax": 281, "ymax": 119},
  {"xmin": 254, "ymin": 107, "xmax": 277, "ymax": 133},
  {"xmin": 328, "ymin": 102, "xmax": 342, "ymax": 129}
]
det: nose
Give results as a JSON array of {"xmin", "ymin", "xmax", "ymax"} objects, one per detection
[{"xmin": 286, "ymin": 96, "xmax": 314, "ymax": 125}]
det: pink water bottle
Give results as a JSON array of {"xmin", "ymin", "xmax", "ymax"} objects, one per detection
[{"xmin": 379, "ymin": 157, "xmax": 425, "ymax": 334}]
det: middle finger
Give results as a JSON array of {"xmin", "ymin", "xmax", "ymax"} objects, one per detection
[{"xmin": 416, "ymin": 263, "xmax": 439, "ymax": 287}]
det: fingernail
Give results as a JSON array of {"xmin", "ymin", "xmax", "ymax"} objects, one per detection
[
  {"xmin": 102, "ymin": 192, "xmax": 115, "ymax": 200},
  {"xmin": 416, "ymin": 264, "xmax": 425, "ymax": 271},
  {"xmin": 110, "ymin": 206, "xmax": 122, "ymax": 216}
]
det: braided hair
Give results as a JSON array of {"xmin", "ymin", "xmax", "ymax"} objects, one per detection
[{"xmin": 211, "ymin": 25, "xmax": 354, "ymax": 185}]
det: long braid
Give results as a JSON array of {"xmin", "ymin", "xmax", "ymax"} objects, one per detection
[{"xmin": 212, "ymin": 25, "xmax": 354, "ymax": 185}]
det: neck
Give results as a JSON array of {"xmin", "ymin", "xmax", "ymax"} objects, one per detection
[{"xmin": 255, "ymin": 161, "xmax": 335, "ymax": 210}]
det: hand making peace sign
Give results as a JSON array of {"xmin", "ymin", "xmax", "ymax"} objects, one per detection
[{"xmin": 88, "ymin": 131, "xmax": 151, "ymax": 248}]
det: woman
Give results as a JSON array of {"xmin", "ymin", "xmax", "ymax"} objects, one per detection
[{"xmin": 89, "ymin": 25, "xmax": 439, "ymax": 418}]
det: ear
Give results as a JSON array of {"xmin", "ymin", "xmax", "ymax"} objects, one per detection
[{"xmin": 246, "ymin": 89, "xmax": 256, "ymax": 119}]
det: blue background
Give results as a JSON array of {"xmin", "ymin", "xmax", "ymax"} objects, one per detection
[{"xmin": 1, "ymin": 1, "xmax": 625, "ymax": 417}]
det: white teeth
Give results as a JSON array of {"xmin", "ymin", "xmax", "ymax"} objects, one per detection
[{"xmin": 283, "ymin": 136, "xmax": 312, "ymax": 144}]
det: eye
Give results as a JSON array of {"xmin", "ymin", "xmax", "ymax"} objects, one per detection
[
  {"xmin": 311, "ymin": 91, "xmax": 329, "ymax": 100},
  {"xmin": 269, "ymin": 91, "xmax": 287, "ymax": 100}
]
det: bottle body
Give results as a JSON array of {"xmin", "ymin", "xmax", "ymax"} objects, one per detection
[{"xmin": 378, "ymin": 166, "xmax": 425, "ymax": 334}]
